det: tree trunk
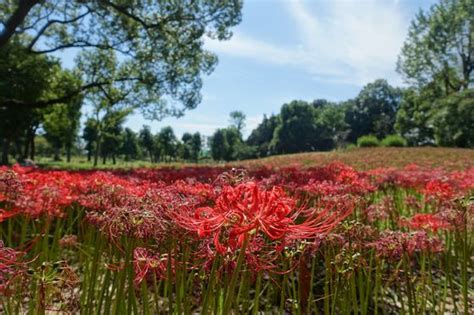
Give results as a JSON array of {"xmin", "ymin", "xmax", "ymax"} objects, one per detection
[
  {"xmin": 23, "ymin": 136, "xmax": 29, "ymax": 160},
  {"xmin": 30, "ymin": 131, "xmax": 35, "ymax": 160},
  {"xmin": 112, "ymin": 154, "xmax": 116, "ymax": 165},
  {"xmin": 102, "ymin": 154, "xmax": 106, "ymax": 165},
  {"xmin": 1, "ymin": 137, "xmax": 10, "ymax": 165},
  {"xmin": 0, "ymin": 0, "xmax": 41, "ymax": 49},
  {"xmin": 87, "ymin": 144, "xmax": 92, "ymax": 162},
  {"xmin": 66, "ymin": 143, "xmax": 72, "ymax": 163},
  {"xmin": 94, "ymin": 136, "xmax": 102, "ymax": 167},
  {"xmin": 53, "ymin": 144, "xmax": 61, "ymax": 161}
]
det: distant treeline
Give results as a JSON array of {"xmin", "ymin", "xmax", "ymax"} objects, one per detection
[{"xmin": 1, "ymin": 0, "xmax": 472, "ymax": 165}]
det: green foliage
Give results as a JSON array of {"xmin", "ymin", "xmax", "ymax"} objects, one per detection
[
  {"xmin": 381, "ymin": 135, "xmax": 407, "ymax": 147},
  {"xmin": 83, "ymin": 119, "xmax": 99, "ymax": 162},
  {"xmin": 432, "ymin": 89, "xmax": 474, "ymax": 147},
  {"xmin": 397, "ymin": 0, "xmax": 473, "ymax": 92},
  {"xmin": 190, "ymin": 133, "xmax": 202, "ymax": 163},
  {"xmin": 313, "ymin": 101, "xmax": 348, "ymax": 150},
  {"xmin": 157, "ymin": 126, "xmax": 178, "ymax": 162},
  {"xmin": 247, "ymin": 114, "xmax": 280, "ymax": 157},
  {"xmin": 1, "ymin": 1, "xmax": 243, "ymax": 116},
  {"xmin": 139, "ymin": 126, "xmax": 155, "ymax": 162},
  {"xmin": 346, "ymin": 79, "xmax": 402, "ymax": 142},
  {"xmin": 0, "ymin": 41, "xmax": 57, "ymax": 164},
  {"xmin": 121, "ymin": 128, "xmax": 140, "ymax": 161},
  {"xmin": 210, "ymin": 129, "xmax": 228, "ymax": 161},
  {"xmin": 229, "ymin": 111, "xmax": 246, "ymax": 134},
  {"xmin": 357, "ymin": 135, "xmax": 380, "ymax": 148},
  {"xmin": 179, "ymin": 132, "xmax": 202, "ymax": 162},
  {"xmin": 270, "ymin": 100, "xmax": 319, "ymax": 154},
  {"xmin": 395, "ymin": 88, "xmax": 436, "ymax": 146},
  {"xmin": 210, "ymin": 127, "xmax": 247, "ymax": 162},
  {"xmin": 42, "ymin": 70, "xmax": 83, "ymax": 161}
]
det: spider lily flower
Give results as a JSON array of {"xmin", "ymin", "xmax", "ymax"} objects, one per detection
[{"xmin": 401, "ymin": 213, "xmax": 452, "ymax": 232}]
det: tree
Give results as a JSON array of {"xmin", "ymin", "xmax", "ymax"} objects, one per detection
[
  {"xmin": 190, "ymin": 132, "xmax": 202, "ymax": 163},
  {"xmin": 314, "ymin": 103, "xmax": 348, "ymax": 150},
  {"xmin": 345, "ymin": 79, "xmax": 402, "ymax": 142},
  {"xmin": 395, "ymin": 88, "xmax": 438, "ymax": 146},
  {"xmin": 121, "ymin": 128, "xmax": 139, "ymax": 161},
  {"xmin": 42, "ymin": 70, "xmax": 83, "ymax": 162},
  {"xmin": 100, "ymin": 109, "xmax": 129, "ymax": 165},
  {"xmin": 247, "ymin": 114, "xmax": 280, "ymax": 157},
  {"xmin": 0, "ymin": 41, "xmax": 55, "ymax": 164},
  {"xmin": 397, "ymin": 0, "xmax": 473, "ymax": 92},
  {"xmin": 229, "ymin": 111, "xmax": 246, "ymax": 134},
  {"xmin": 158, "ymin": 126, "xmax": 177, "ymax": 162},
  {"xmin": 0, "ymin": 1, "xmax": 243, "ymax": 120},
  {"xmin": 139, "ymin": 126, "xmax": 155, "ymax": 162},
  {"xmin": 181, "ymin": 132, "xmax": 193, "ymax": 161},
  {"xmin": 210, "ymin": 129, "xmax": 228, "ymax": 162},
  {"xmin": 270, "ymin": 101, "xmax": 318, "ymax": 154},
  {"xmin": 83, "ymin": 118, "xmax": 99, "ymax": 162},
  {"xmin": 431, "ymin": 88, "xmax": 474, "ymax": 147}
]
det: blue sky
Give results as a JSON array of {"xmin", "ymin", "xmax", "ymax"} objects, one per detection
[{"xmin": 58, "ymin": 0, "xmax": 437, "ymax": 139}]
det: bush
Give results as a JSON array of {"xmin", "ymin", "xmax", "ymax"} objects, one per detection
[
  {"xmin": 357, "ymin": 135, "xmax": 380, "ymax": 147},
  {"xmin": 382, "ymin": 134, "xmax": 407, "ymax": 147},
  {"xmin": 345, "ymin": 144, "xmax": 357, "ymax": 150}
]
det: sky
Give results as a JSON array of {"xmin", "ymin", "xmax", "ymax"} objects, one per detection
[{"xmin": 58, "ymin": 0, "xmax": 437, "ymax": 139}]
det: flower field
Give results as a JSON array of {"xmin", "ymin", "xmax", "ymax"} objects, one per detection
[{"xmin": 1, "ymin": 153, "xmax": 473, "ymax": 314}]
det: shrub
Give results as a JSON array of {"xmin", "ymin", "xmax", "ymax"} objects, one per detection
[
  {"xmin": 345, "ymin": 144, "xmax": 357, "ymax": 150},
  {"xmin": 357, "ymin": 135, "xmax": 380, "ymax": 147},
  {"xmin": 382, "ymin": 134, "xmax": 407, "ymax": 147}
]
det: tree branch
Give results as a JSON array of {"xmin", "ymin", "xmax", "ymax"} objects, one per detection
[
  {"xmin": 27, "ymin": 8, "xmax": 93, "ymax": 51},
  {"xmin": 0, "ymin": 77, "xmax": 142, "ymax": 109},
  {"xmin": 0, "ymin": 0, "xmax": 41, "ymax": 49}
]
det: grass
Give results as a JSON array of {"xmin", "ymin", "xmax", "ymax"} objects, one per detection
[{"xmin": 33, "ymin": 147, "xmax": 474, "ymax": 171}]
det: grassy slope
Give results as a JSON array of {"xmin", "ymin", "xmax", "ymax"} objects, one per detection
[
  {"xmin": 235, "ymin": 147, "xmax": 474, "ymax": 170},
  {"xmin": 37, "ymin": 147, "xmax": 474, "ymax": 171}
]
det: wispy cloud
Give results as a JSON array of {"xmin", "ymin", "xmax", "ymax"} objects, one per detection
[{"xmin": 205, "ymin": 0, "xmax": 408, "ymax": 86}]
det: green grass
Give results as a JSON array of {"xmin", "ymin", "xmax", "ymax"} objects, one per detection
[{"xmin": 27, "ymin": 147, "xmax": 474, "ymax": 171}]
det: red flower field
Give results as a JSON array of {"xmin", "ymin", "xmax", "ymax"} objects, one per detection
[{"xmin": 0, "ymin": 150, "xmax": 473, "ymax": 314}]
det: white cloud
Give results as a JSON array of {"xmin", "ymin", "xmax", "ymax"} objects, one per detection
[{"xmin": 205, "ymin": 0, "xmax": 409, "ymax": 86}]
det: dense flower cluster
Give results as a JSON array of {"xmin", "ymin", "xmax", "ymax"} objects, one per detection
[{"xmin": 0, "ymin": 161, "xmax": 472, "ymax": 298}]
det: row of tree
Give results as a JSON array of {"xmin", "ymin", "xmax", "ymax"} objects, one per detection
[
  {"xmin": 0, "ymin": 1, "xmax": 242, "ymax": 165},
  {"xmin": 208, "ymin": 0, "xmax": 473, "ymax": 160},
  {"xmin": 83, "ymin": 121, "xmax": 203, "ymax": 165},
  {"xmin": 1, "ymin": 0, "xmax": 472, "ymax": 165}
]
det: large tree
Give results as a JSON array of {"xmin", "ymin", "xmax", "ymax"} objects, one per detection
[
  {"xmin": 247, "ymin": 114, "xmax": 280, "ymax": 157},
  {"xmin": 0, "ymin": 0, "xmax": 242, "ymax": 119},
  {"xmin": 229, "ymin": 110, "xmax": 246, "ymax": 134},
  {"xmin": 345, "ymin": 79, "xmax": 402, "ymax": 142},
  {"xmin": 42, "ymin": 70, "xmax": 83, "ymax": 162},
  {"xmin": 397, "ymin": 0, "xmax": 473, "ymax": 92},
  {"xmin": 157, "ymin": 126, "xmax": 177, "ymax": 162},
  {"xmin": 139, "ymin": 125, "xmax": 155, "ymax": 162},
  {"xmin": 121, "ymin": 128, "xmax": 140, "ymax": 161},
  {"xmin": 270, "ymin": 101, "xmax": 319, "ymax": 154},
  {"xmin": 0, "ymin": 41, "xmax": 55, "ymax": 164}
]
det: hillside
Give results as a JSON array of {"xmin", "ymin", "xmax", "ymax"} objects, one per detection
[{"xmin": 235, "ymin": 147, "xmax": 474, "ymax": 171}]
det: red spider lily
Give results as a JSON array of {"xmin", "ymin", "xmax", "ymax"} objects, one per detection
[
  {"xmin": 0, "ymin": 208, "xmax": 21, "ymax": 222},
  {"xmin": 174, "ymin": 181, "xmax": 353, "ymax": 261},
  {"xmin": 424, "ymin": 180, "xmax": 455, "ymax": 200},
  {"xmin": 0, "ymin": 241, "xmax": 27, "ymax": 294},
  {"xmin": 401, "ymin": 213, "xmax": 452, "ymax": 232},
  {"xmin": 133, "ymin": 247, "xmax": 171, "ymax": 286},
  {"xmin": 368, "ymin": 231, "xmax": 444, "ymax": 260}
]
